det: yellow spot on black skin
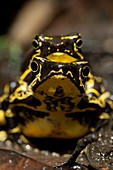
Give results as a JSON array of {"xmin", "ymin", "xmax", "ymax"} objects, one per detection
[
  {"xmin": 0, "ymin": 131, "xmax": 8, "ymax": 141},
  {"xmin": 35, "ymin": 49, "xmax": 41, "ymax": 55},
  {"xmin": 46, "ymin": 53, "xmax": 77, "ymax": 63},
  {"xmin": 0, "ymin": 110, "xmax": 6, "ymax": 125},
  {"xmin": 44, "ymin": 36, "xmax": 53, "ymax": 40},
  {"xmin": 8, "ymin": 126, "xmax": 21, "ymax": 134},
  {"xmin": 61, "ymin": 34, "xmax": 80, "ymax": 40},
  {"xmin": 5, "ymin": 109, "xmax": 15, "ymax": 118},
  {"xmin": 99, "ymin": 112, "xmax": 110, "ymax": 119}
]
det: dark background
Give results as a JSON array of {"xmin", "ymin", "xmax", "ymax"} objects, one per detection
[{"xmin": 0, "ymin": 0, "xmax": 113, "ymax": 93}]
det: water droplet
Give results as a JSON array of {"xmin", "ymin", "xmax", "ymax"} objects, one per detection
[
  {"xmin": 25, "ymin": 144, "xmax": 31, "ymax": 151},
  {"xmin": 52, "ymin": 152, "xmax": 60, "ymax": 157},
  {"xmin": 9, "ymin": 159, "xmax": 12, "ymax": 163}
]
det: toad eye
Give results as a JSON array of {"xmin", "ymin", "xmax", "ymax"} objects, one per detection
[
  {"xmin": 32, "ymin": 39, "xmax": 40, "ymax": 49},
  {"xmin": 31, "ymin": 61, "xmax": 39, "ymax": 72},
  {"xmin": 76, "ymin": 38, "xmax": 82, "ymax": 48},
  {"xmin": 82, "ymin": 66, "xmax": 90, "ymax": 77}
]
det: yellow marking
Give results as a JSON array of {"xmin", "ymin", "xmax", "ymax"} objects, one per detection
[
  {"xmin": 0, "ymin": 110, "xmax": 6, "ymax": 125},
  {"xmin": 107, "ymin": 100, "xmax": 113, "ymax": 109},
  {"xmin": 96, "ymin": 76, "xmax": 102, "ymax": 83},
  {"xmin": 46, "ymin": 52, "xmax": 76, "ymax": 63},
  {"xmin": 36, "ymin": 49, "xmax": 41, "ymax": 54},
  {"xmin": 90, "ymin": 127, "xmax": 95, "ymax": 132},
  {"xmin": 39, "ymin": 36, "xmax": 43, "ymax": 39},
  {"xmin": 10, "ymin": 103, "xmax": 39, "ymax": 112},
  {"xmin": 99, "ymin": 112, "xmax": 110, "ymax": 119},
  {"xmin": 9, "ymin": 61, "xmax": 40, "ymax": 102},
  {"xmin": 10, "ymin": 89, "xmax": 32, "ymax": 102},
  {"xmin": 31, "ymin": 54, "xmax": 43, "ymax": 61},
  {"xmin": 74, "ymin": 43, "xmax": 77, "ymax": 51},
  {"xmin": 33, "ymin": 39, "xmax": 38, "ymax": 44},
  {"xmin": 73, "ymin": 61, "xmax": 88, "ymax": 65},
  {"xmin": 88, "ymin": 73, "xmax": 94, "ymax": 79},
  {"xmin": 20, "ymin": 135, "xmax": 29, "ymax": 143},
  {"xmin": 79, "ymin": 68, "xmax": 83, "ymax": 87},
  {"xmin": 5, "ymin": 109, "xmax": 15, "ymax": 117},
  {"xmin": 11, "ymin": 102, "xmax": 46, "ymax": 112},
  {"xmin": 48, "ymin": 47, "xmax": 50, "ymax": 50},
  {"xmin": 61, "ymin": 34, "xmax": 80, "ymax": 40},
  {"xmin": 85, "ymin": 82, "xmax": 109, "ymax": 108},
  {"xmin": 0, "ymin": 94, "xmax": 8, "ymax": 104},
  {"xmin": 85, "ymin": 78, "xmax": 94, "ymax": 89},
  {"xmin": 88, "ymin": 98, "xmax": 106, "ymax": 108},
  {"xmin": 8, "ymin": 126, "xmax": 21, "ymax": 134},
  {"xmin": 9, "ymin": 79, "xmax": 33, "ymax": 102},
  {"xmin": 0, "ymin": 131, "xmax": 8, "ymax": 141},
  {"xmin": 76, "ymin": 39, "xmax": 82, "ymax": 48},
  {"xmin": 76, "ymin": 51, "xmax": 84, "ymax": 60},
  {"xmin": 95, "ymin": 91, "xmax": 110, "ymax": 108},
  {"xmin": 66, "ymin": 71, "xmax": 73, "ymax": 78},
  {"xmin": 20, "ymin": 67, "xmax": 31, "ymax": 80},
  {"xmin": 32, "ymin": 54, "xmax": 83, "ymax": 65},
  {"xmin": 64, "ymin": 49, "xmax": 70, "ymax": 53},
  {"xmin": 99, "ymin": 91, "xmax": 110, "ymax": 101},
  {"xmin": 100, "ymin": 85, "xmax": 105, "ymax": 93},
  {"xmin": 83, "ymin": 147, "xmax": 88, "ymax": 154},
  {"xmin": 0, "ymin": 85, "xmax": 9, "ymax": 103},
  {"xmin": 44, "ymin": 36, "xmax": 53, "ymax": 40},
  {"xmin": 4, "ymin": 84, "xmax": 10, "ymax": 93},
  {"xmin": 39, "ymin": 41, "xmax": 42, "ymax": 47},
  {"xmin": 29, "ymin": 64, "xmax": 42, "ymax": 87},
  {"xmin": 86, "ymin": 88, "xmax": 100, "ymax": 97},
  {"xmin": 22, "ymin": 116, "xmax": 89, "ymax": 139},
  {"xmin": 5, "ymin": 140, "xmax": 12, "ymax": 146}
]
